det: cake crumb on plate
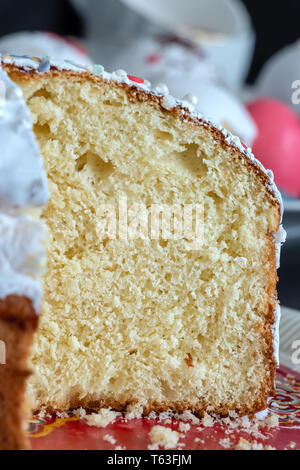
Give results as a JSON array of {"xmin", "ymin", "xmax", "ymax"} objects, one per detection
[
  {"xmin": 235, "ymin": 437, "xmax": 276, "ymax": 450},
  {"xmin": 103, "ymin": 434, "xmax": 117, "ymax": 445},
  {"xmin": 179, "ymin": 422, "xmax": 190, "ymax": 433},
  {"xmin": 219, "ymin": 438, "xmax": 232, "ymax": 449},
  {"xmin": 85, "ymin": 409, "xmax": 120, "ymax": 428},
  {"xmin": 148, "ymin": 425, "xmax": 180, "ymax": 449},
  {"xmin": 201, "ymin": 412, "xmax": 214, "ymax": 427},
  {"xmin": 72, "ymin": 407, "xmax": 87, "ymax": 419},
  {"xmin": 124, "ymin": 403, "xmax": 143, "ymax": 420}
]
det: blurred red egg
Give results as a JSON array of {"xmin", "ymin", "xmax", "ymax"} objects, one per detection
[{"xmin": 246, "ymin": 98, "xmax": 300, "ymax": 197}]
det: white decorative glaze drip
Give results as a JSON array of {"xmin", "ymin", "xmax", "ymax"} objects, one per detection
[
  {"xmin": 154, "ymin": 83, "xmax": 169, "ymax": 95},
  {"xmin": 273, "ymin": 225, "xmax": 287, "ymax": 270},
  {"xmin": 0, "ymin": 61, "xmax": 49, "ymax": 209},
  {"xmin": 0, "ymin": 213, "xmax": 46, "ymax": 312},
  {"xmin": 183, "ymin": 93, "xmax": 198, "ymax": 107},
  {"xmin": 272, "ymin": 303, "xmax": 281, "ymax": 366},
  {"xmin": 0, "ymin": 60, "xmax": 49, "ymax": 312},
  {"xmin": 1, "ymin": 55, "xmax": 285, "ymax": 359}
]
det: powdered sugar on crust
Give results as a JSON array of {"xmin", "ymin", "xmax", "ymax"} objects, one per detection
[
  {"xmin": 1, "ymin": 54, "xmax": 283, "ymax": 212},
  {"xmin": 272, "ymin": 303, "xmax": 281, "ymax": 366}
]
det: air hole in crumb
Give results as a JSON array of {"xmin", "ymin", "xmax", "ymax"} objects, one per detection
[
  {"xmin": 102, "ymin": 99, "xmax": 122, "ymax": 107},
  {"xmin": 34, "ymin": 123, "xmax": 51, "ymax": 138},
  {"xmin": 168, "ymin": 144, "xmax": 207, "ymax": 176},
  {"xmin": 75, "ymin": 152, "xmax": 115, "ymax": 180},
  {"xmin": 207, "ymin": 191, "xmax": 223, "ymax": 204},
  {"xmin": 154, "ymin": 130, "xmax": 174, "ymax": 141},
  {"xmin": 197, "ymin": 333, "xmax": 205, "ymax": 343},
  {"xmin": 75, "ymin": 153, "xmax": 87, "ymax": 172},
  {"xmin": 31, "ymin": 88, "xmax": 52, "ymax": 100},
  {"xmin": 129, "ymin": 349, "xmax": 137, "ymax": 355}
]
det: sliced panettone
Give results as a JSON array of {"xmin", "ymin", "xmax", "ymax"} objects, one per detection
[{"xmin": 0, "ymin": 57, "xmax": 285, "ymax": 437}]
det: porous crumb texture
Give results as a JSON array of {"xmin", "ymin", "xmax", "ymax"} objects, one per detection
[{"xmin": 7, "ymin": 68, "xmax": 280, "ymax": 416}]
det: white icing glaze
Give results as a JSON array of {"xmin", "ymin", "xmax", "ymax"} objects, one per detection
[
  {"xmin": 0, "ymin": 63, "xmax": 49, "ymax": 209},
  {"xmin": 154, "ymin": 83, "xmax": 169, "ymax": 95},
  {"xmin": 0, "ymin": 62, "xmax": 49, "ymax": 312},
  {"xmin": 273, "ymin": 224, "xmax": 287, "ymax": 269},
  {"xmin": 1, "ymin": 55, "xmax": 285, "ymax": 361},
  {"xmin": 183, "ymin": 93, "xmax": 198, "ymax": 106},
  {"xmin": 0, "ymin": 213, "xmax": 46, "ymax": 312},
  {"xmin": 272, "ymin": 303, "xmax": 281, "ymax": 366}
]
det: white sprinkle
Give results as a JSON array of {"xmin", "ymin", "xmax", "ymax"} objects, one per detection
[
  {"xmin": 92, "ymin": 64, "xmax": 104, "ymax": 76},
  {"xmin": 183, "ymin": 93, "xmax": 198, "ymax": 106},
  {"xmin": 155, "ymin": 83, "xmax": 169, "ymax": 95},
  {"xmin": 232, "ymin": 135, "xmax": 241, "ymax": 145},
  {"xmin": 162, "ymin": 94, "xmax": 176, "ymax": 110},
  {"xmin": 114, "ymin": 69, "xmax": 127, "ymax": 79}
]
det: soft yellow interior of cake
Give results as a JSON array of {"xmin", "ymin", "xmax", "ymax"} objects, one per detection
[{"xmin": 12, "ymin": 72, "xmax": 279, "ymax": 414}]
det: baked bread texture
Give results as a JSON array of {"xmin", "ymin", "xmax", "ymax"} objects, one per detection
[
  {"xmin": 0, "ymin": 56, "xmax": 285, "ymax": 445},
  {"xmin": 0, "ymin": 295, "xmax": 38, "ymax": 449}
]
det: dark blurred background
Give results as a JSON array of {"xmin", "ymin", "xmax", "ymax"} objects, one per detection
[
  {"xmin": 1, "ymin": 0, "xmax": 299, "ymax": 83},
  {"xmin": 0, "ymin": 0, "xmax": 83, "ymax": 38},
  {"xmin": 0, "ymin": 0, "xmax": 299, "ymax": 310},
  {"xmin": 242, "ymin": 0, "xmax": 300, "ymax": 83}
]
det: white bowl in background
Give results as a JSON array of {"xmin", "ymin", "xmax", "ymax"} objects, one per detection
[
  {"xmin": 0, "ymin": 31, "xmax": 92, "ymax": 64},
  {"xmin": 121, "ymin": 0, "xmax": 255, "ymax": 89}
]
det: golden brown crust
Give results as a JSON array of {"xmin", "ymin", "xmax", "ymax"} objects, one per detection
[
  {"xmin": 0, "ymin": 295, "xmax": 38, "ymax": 333},
  {"xmin": 0, "ymin": 296, "xmax": 38, "ymax": 450},
  {"xmin": 36, "ymin": 393, "xmax": 269, "ymax": 419}
]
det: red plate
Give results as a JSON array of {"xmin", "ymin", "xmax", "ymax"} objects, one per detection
[{"xmin": 28, "ymin": 365, "xmax": 300, "ymax": 450}]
